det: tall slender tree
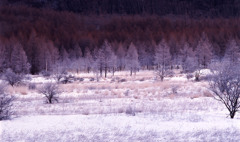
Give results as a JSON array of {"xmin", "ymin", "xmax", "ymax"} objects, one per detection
[
  {"xmin": 126, "ymin": 43, "xmax": 140, "ymax": 76},
  {"xmin": 154, "ymin": 39, "xmax": 171, "ymax": 81}
]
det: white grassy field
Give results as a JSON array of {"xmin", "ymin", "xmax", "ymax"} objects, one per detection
[{"xmin": 1, "ymin": 70, "xmax": 240, "ymax": 142}]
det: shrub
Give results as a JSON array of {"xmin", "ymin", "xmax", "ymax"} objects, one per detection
[
  {"xmin": 0, "ymin": 84, "xmax": 14, "ymax": 120},
  {"xmin": 28, "ymin": 83, "xmax": 36, "ymax": 90},
  {"xmin": 41, "ymin": 71, "xmax": 51, "ymax": 77},
  {"xmin": 3, "ymin": 69, "xmax": 23, "ymax": 87},
  {"xmin": 126, "ymin": 105, "xmax": 135, "ymax": 116},
  {"xmin": 89, "ymin": 78, "xmax": 95, "ymax": 81},
  {"xmin": 119, "ymin": 78, "xmax": 127, "ymax": 83},
  {"xmin": 186, "ymin": 74, "xmax": 193, "ymax": 80}
]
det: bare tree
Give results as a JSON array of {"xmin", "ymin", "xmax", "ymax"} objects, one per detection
[
  {"xmin": 3, "ymin": 69, "xmax": 23, "ymax": 87},
  {"xmin": 0, "ymin": 83, "xmax": 14, "ymax": 120},
  {"xmin": 209, "ymin": 63, "xmax": 240, "ymax": 119},
  {"xmin": 154, "ymin": 40, "xmax": 171, "ymax": 81},
  {"xmin": 38, "ymin": 83, "xmax": 60, "ymax": 104}
]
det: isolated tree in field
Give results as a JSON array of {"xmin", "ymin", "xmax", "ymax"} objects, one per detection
[
  {"xmin": 223, "ymin": 39, "xmax": 240, "ymax": 64},
  {"xmin": 0, "ymin": 84, "xmax": 14, "ymax": 120},
  {"xmin": 209, "ymin": 63, "xmax": 240, "ymax": 119},
  {"xmin": 126, "ymin": 43, "xmax": 140, "ymax": 76},
  {"xmin": 195, "ymin": 34, "xmax": 212, "ymax": 68},
  {"xmin": 3, "ymin": 69, "xmax": 23, "ymax": 87},
  {"xmin": 10, "ymin": 43, "xmax": 30, "ymax": 74},
  {"xmin": 154, "ymin": 40, "xmax": 171, "ymax": 81},
  {"xmin": 39, "ymin": 83, "xmax": 60, "ymax": 104}
]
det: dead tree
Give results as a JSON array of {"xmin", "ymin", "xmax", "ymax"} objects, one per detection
[{"xmin": 209, "ymin": 63, "xmax": 240, "ymax": 119}]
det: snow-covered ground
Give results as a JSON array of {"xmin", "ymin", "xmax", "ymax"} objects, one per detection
[
  {"xmin": 1, "ymin": 70, "xmax": 240, "ymax": 142},
  {"xmin": 1, "ymin": 112, "xmax": 240, "ymax": 142}
]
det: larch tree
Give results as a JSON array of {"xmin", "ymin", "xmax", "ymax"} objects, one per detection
[
  {"xmin": 10, "ymin": 43, "xmax": 30, "ymax": 74},
  {"xmin": 0, "ymin": 42, "xmax": 6, "ymax": 72},
  {"xmin": 116, "ymin": 43, "xmax": 126, "ymax": 71},
  {"xmin": 84, "ymin": 48, "xmax": 94, "ymax": 73},
  {"xmin": 223, "ymin": 39, "xmax": 240, "ymax": 64},
  {"xmin": 126, "ymin": 42, "xmax": 140, "ymax": 76},
  {"xmin": 195, "ymin": 33, "xmax": 213, "ymax": 68},
  {"xmin": 96, "ymin": 40, "xmax": 115, "ymax": 78},
  {"xmin": 194, "ymin": 34, "xmax": 213, "ymax": 81},
  {"xmin": 180, "ymin": 42, "xmax": 195, "ymax": 72},
  {"xmin": 154, "ymin": 39, "xmax": 171, "ymax": 81},
  {"xmin": 69, "ymin": 43, "xmax": 82, "ymax": 60}
]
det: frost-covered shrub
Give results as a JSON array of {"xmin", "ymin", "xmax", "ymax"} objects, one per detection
[
  {"xmin": 0, "ymin": 84, "xmax": 14, "ymax": 120},
  {"xmin": 119, "ymin": 78, "xmax": 127, "ymax": 83},
  {"xmin": 41, "ymin": 71, "xmax": 51, "ymax": 77},
  {"xmin": 38, "ymin": 83, "xmax": 60, "ymax": 104},
  {"xmin": 3, "ymin": 69, "xmax": 23, "ymax": 86},
  {"xmin": 78, "ymin": 78, "xmax": 84, "ymax": 82},
  {"xmin": 126, "ymin": 105, "xmax": 135, "ymax": 116},
  {"xmin": 28, "ymin": 83, "xmax": 36, "ymax": 90},
  {"xmin": 139, "ymin": 78, "xmax": 145, "ymax": 82},
  {"xmin": 61, "ymin": 75, "xmax": 75, "ymax": 84},
  {"xmin": 89, "ymin": 78, "xmax": 95, "ymax": 81},
  {"xmin": 186, "ymin": 74, "xmax": 193, "ymax": 80},
  {"xmin": 171, "ymin": 85, "xmax": 179, "ymax": 94}
]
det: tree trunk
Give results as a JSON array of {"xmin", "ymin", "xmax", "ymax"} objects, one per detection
[
  {"xmin": 230, "ymin": 111, "xmax": 236, "ymax": 119},
  {"xmin": 105, "ymin": 67, "xmax": 107, "ymax": 78}
]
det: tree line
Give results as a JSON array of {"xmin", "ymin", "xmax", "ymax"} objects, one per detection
[{"xmin": 0, "ymin": 6, "xmax": 240, "ymax": 74}]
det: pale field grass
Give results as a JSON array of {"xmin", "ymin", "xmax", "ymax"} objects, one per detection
[{"xmin": 9, "ymin": 70, "xmax": 217, "ymax": 116}]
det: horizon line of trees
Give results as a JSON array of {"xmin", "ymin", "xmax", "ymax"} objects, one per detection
[
  {"xmin": 1, "ymin": 6, "xmax": 240, "ymax": 74},
  {"xmin": 1, "ymin": 33, "xmax": 239, "ymax": 77}
]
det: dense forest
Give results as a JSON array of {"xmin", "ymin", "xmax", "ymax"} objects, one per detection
[
  {"xmin": 0, "ymin": 4, "xmax": 240, "ymax": 74},
  {"xmin": 1, "ymin": 0, "xmax": 240, "ymax": 17}
]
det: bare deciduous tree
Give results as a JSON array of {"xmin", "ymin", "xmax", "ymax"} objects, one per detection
[
  {"xmin": 0, "ymin": 84, "xmax": 14, "ymax": 120},
  {"xmin": 209, "ymin": 63, "xmax": 240, "ymax": 119},
  {"xmin": 38, "ymin": 83, "xmax": 60, "ymax": 104}
]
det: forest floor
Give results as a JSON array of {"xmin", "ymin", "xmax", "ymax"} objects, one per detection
[{"xmin": 1, "ymin": 70, "xmax": 240, "ymax": 142}]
